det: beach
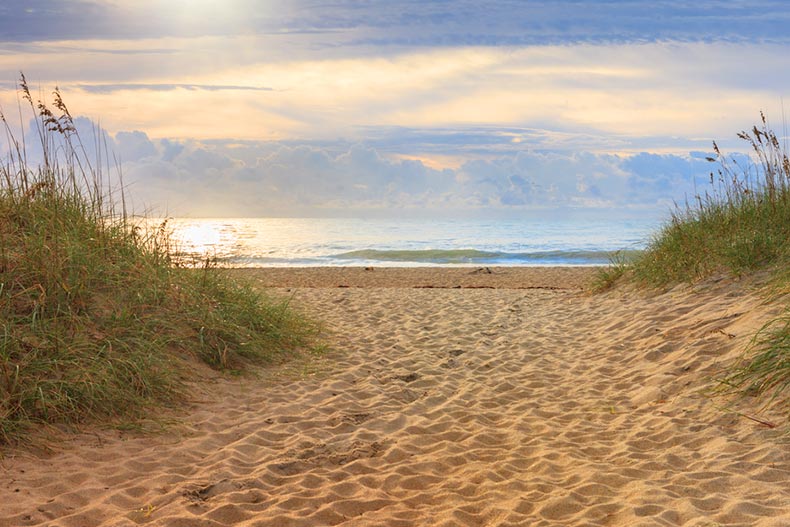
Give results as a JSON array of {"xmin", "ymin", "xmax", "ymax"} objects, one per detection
[{"xmin": 2, "ymin": 266, "xmax": 788, "ymax": 526}]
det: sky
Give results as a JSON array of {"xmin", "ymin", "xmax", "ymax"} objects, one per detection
[{"xmin": 1, "ymin": 0, "xmax": 789, "ymax": 218}]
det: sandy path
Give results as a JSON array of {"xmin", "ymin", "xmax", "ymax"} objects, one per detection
[{"xmin": 1, "ymin": 268, "xmax": 788, "ymax": 526}]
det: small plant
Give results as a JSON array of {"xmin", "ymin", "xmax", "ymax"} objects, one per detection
[
  {"xmin": 590, "ymin": 251, "xmax": 632, "ymax": 292},
  {"xmin": 0, "ymin": 74, "xmax": 314, "ymax": 444}
]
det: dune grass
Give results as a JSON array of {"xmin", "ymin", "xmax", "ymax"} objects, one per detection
[
  {"xmin": 594, "ymin": 113, "xmax": 789, "ymax": 412},
  {"xmin": 589, "ymin": 250, "xmax": 633, "ymax": 293},
  {"xmin": 0, "ymin": 76, "xmax": 314, "ymax": 444},
  {"xmin": 722, "ymin": 314, "xmax": 790, "ymax": 407},
  {"xmin": 631, "ymin": 117, "xmax": 790, "ymax": 286}
]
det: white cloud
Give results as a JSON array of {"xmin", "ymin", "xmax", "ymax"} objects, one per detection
[
  {"xmin": 0, "ymin": 107, "xmax": 756, "ymax": 220},
  {"xmin": 115, "ymin": 130, "xmax": 157, "ymax": 162},
  {"xmin": 104, "ymin": 131, "xmax": 717, "ymax": 218}
]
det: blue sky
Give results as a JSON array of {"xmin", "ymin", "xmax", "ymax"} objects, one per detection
[{"xmin": 1, "ymin": 0, "xmax": 789, "ymax": 217}]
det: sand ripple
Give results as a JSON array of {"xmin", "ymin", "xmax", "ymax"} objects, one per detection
[{"xmin": 1, "ymin": 269, "xmax": 788, "ymax": 526}]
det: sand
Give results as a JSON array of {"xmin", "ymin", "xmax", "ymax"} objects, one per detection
[{"xmin": 1, "ymin": 267, "xmax": 788, "ymax": 526}]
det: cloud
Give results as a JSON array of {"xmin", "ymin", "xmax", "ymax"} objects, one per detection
[
  {"xmin": 2, "ymin": 1, "xmax": 785, "ymax": 220},
  {"xmin": 115, "ymin": 130, "xmax": 157, "ymax": 162},
  {"xmin": 13, "ymin": 115, "xmax": 114, "ymax": 170},
  {"xmin": 4, "ymin": 1, "xmax": 790, "ymax": 45},
  {"xmin": 6, "ymin": 40, "xmax": 783, "ymax": 147},
  {"xmin": 5, "ymin": 45, "xmax": 778, "ymax": 158},
  {"xmin": 0, "ymin": 1, "xmax": 114, "ymax": 42},
  {"xmin": 75, "ymin": 83, "xmax": 274, "ymax": 94},
  {"xmin": 0, "ymin": 113, "xmax": 745, "ymax": 219},
  {"xmin": 107, "ymin": 132, "xmax": 717, "ymax": 218}
]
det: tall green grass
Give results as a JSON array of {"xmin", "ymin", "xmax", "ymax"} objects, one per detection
[
  {"xmin": 722, "ymin": 314, "xmax": 790, "ymax": 409},
  {"xmin": 632, "ymin": 115, "xmax": 790, "ymax": 285},
  {"xmin": 0, "ymin": 75, "xmax": 313, "ymax": 444},
  {"xmin": 595, "ymin": 113, "xmax": 789, "ymax": 412}
]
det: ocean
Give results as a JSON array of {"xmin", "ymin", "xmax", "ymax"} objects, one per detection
[{"xmin": 155, "ymin": 217, "xmax": 660, "ymax": 267}]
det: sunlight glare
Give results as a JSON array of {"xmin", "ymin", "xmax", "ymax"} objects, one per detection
[{"xmin": 175, "ymin": 223, "xmax": 225, "ymax": 257}]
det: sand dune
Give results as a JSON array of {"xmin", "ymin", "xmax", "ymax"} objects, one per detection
[{"xmin": 2, "ymin": 267, "xmax": 788, "ymax": 526}]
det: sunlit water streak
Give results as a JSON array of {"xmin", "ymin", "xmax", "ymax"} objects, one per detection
[{"xmin": 147, "ymin": 217, "xmax": 659, "ymax": 267}]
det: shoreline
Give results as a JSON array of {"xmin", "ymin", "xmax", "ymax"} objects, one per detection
[{"xmin": 226, "ymin": 265, "xmax": 598, "ymax": 290}]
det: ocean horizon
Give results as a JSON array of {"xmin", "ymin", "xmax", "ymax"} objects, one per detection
[{"xmin": 154, "ymin": 217, "xmax": 660, "ymax": 267}]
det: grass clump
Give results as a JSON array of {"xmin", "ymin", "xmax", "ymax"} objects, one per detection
[
  {"xmin": 0, "ymin": 75, "xmax": 312, "ymax": 444},
  {"xmin": 723, "ymin": 314, "xmax": 790, "ymax": 408},
  {"xmin": 591, "ymin": 251, "xmax": 634, "ymax": 292},
  {"xmin": 631, "ymin": 113, "xmax": 790, "ymax": 286},
  {"xmin": 596, "ymin": 112, "xmax": 790, "ymax": 413}
]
